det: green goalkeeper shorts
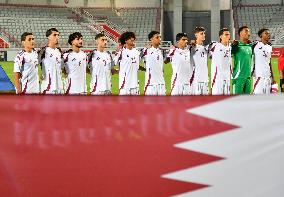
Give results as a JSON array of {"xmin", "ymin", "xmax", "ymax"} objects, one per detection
[{"xmin": 232, "ymin": 77, "xmax": 252, "ymax": 94}]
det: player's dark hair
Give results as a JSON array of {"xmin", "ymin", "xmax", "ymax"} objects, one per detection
[
  {"xmin": 219, "ymin": 28, "xmax": 230, "ymax": 36},
  {"xmin": 176, "ymin": 33, "xmax": 188, "ymax": 42},
  {"xmin": 21, "ymin": 32, "xmax": 33, "ymax": 41},
  {"xmin": 238, "ymin": 26, "xmax": 249, "ymax": 36},
  {"xmin": 258, "ymin": 28, "xmax": 269, "ymax": 37},
  {"xmin": 194, "ymin": 26, "xmax": 206, "ymax": 34},
  {"xmin": 119, "ymin": 32, "xmax": 136, "ymax": 45},
  {"xmin": 148, "ymin": 31, "xmax": 160, "ymax": 41},
  {"xmin": 68, "ymin": 32, "xmax": 83, "ymax": 45},
  {"xmin": 95, "ymin": 33, "xmax": 105, "ymax": 40},
  {"xmin": 46, "ymin": 28, "xmax": 59, "ymax": 37}
]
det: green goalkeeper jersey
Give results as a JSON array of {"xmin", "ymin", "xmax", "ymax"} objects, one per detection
[{"xmin": 232, "ymin": 41, "xmax": 253, "ymax": 79}]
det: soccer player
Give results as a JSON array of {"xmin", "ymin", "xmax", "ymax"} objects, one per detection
[
  {"xmin": 62, "ymin": 32, "xmax": 87, "ymax": 94},
  {"xmin": 210, "ymin": 28, "xmax": 232, "ymax": 95},
  {"xmin": 114, "ymin": 32, "xmax": 140, "ymax": 95},
  {"xmin": 167, "ymin": 33, "xmax": 192, "ymax": 95},
  {"xmin": 14, "ymin": 32, "xmax": 39, "ymax": 94},
  {"xmin": 252, "ymin": 28, "xmax": 275, "ymax": 94},
  {"xmin": 191, "ymin": 27, "xmax": 209, "ymax": 95},
  {"xmin": 38, "ymin": 28, "xmax": 64, "ymax": 94},
  {"xmin": 278, "ymin": 51, "xmax": 284, "ymax": 92},
  {"xmin": 231, "ymin": 26, "xmax": 253, "ymax": 94},
  {"xmin": 141, "ymin": 31, "xmax": 166, "ymax": 95},
  {"xmin": 88, "ymin": 33, "xmax": 117, "ymax": 95}
]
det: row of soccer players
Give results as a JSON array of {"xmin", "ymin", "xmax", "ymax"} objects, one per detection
[{"xmin": 14, "ymin": 26, "xmax": 274, "ymax": 95}]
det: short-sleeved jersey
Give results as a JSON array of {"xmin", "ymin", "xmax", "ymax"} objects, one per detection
[
  {"xmin": 253, "ymin": 41, "xmax": 272, "ymax": 78},
  {"xmin": 114, "ymin": 47, "xmax": 140, "ymax": 90},
  {"xmin": 141, "ymin": 46, "xmax": 165, "ymax": 86},
  {"xmin": 232, "ymin": 41, "xmax": 253, "ymax": 79},
  {"xmin": 167, "ymin": 47, "xmax": 192, "ymax": 86},
  {"xmin": 63, "ymin": 50, "xmax": 87, "ymax": 94},
  {"xmin": 13, "ymin": 49, "xmax": 39, "ymax": 94},
  {"xmin": 210, "ymin": 42, "xmax": 232, "ymax": 81},
  {"xmin": 191, "ymin": 44, "xmax": 209, "ymax": 82},
  {"xmin": 88, "ymin": 50, "xmax": 113, "ymax": 93},
  {"xmin": 38, "ymin": 47, "xmax": 64, "ymax": 94}
]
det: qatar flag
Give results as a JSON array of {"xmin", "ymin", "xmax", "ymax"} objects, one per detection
[{"xmin": 0, "ymin": 95, "xmax": 283, "ymax": 197}]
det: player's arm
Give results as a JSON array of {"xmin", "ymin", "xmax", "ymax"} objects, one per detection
[
  {"xmin": 13, "ymin": 53, "xmax": 24, "ymax": 94},
  {"xmin": 270, "ymin": 61, "xmax": 276, "ymax": 84},
  {"xmin": 61, "ymin": 52, "xmax": 69, "ymax": 77},
  {"xmin": 164, "ymin": 47, "xmax": 175, "ymax": 64},
  {"xmin": 107, "ymin": 51, "xmax": 118, "ymax": 75},
  {"xmin": 137, "ymin": 48, "xmax": 146, "ymax": 72},
  {"xmin": 14, "ymin": 72, "xmax": 22, "ymax": 94},
  {"xmin": 231, "ymin": 40, "xmax": 238, "ymax": 56}
]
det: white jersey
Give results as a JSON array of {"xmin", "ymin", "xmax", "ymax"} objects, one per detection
[
  {"xmin": 141, "ymin": 47, "xmax": 165, "ymax": 94},
  {"xmin": 63, "ymin": 50, "xmax": 87, "ymax": 94},
  {"xmin": 89, "ymin": 50, "xmax": 113, "ymax": 94},
  {"xmin": 210, "ymin": 42, "xmax": 232, "ymax": 81},
  {"xmin": 39, "ymin": 47, "xmax": 64, "ymax": 94},
  {"xmin": 168, "ymin": 47, "xmax": 192, "ymax": 93},
  {"xmin": 253, "ymin": 41, "xmax": 272, "ymax": 78},
  {"xmin": 191, "ymin": 44, "xmax": 209, "ymax": 83},
  {"xmin": 114, "ymin": 47, "xmax": 140, "ymax": 92},
  {"xmin": 13, "ymin": 49, "xmax": 39, "ymax": 94}
]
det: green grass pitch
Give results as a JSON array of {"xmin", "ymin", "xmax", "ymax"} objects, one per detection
[{"xmin": 0, "ymin": 58, "xmax": 280, "ymax": 95}]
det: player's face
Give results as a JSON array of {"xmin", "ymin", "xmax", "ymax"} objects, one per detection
[
  {"xmin": 220, "ymin": 31, "xmax": 231, "ymax": 43},
  {"xmin": 125, "ymin": 37, "xmax": 135, "ymax": 48},
  {"xmin": 96, "ymin": 36, "xmax": 108, "ymax": 48},
  {"xmin": 240, "ymin": 28, "xmax": 250, "ymax": 40},
  {"xmin": 261, "ymin": 30, "xmax": 270, "ymax": 41},
  {"xmin": 23, "ymin": 35, "xmax": 35, "ymax": 50},
  {"xmin": 73, "ymin": 37, "xmax": 83, "ymax": 48},
  {"xmin": 151, "ymin": 34, "xmax": 161, "ymax": 46},
  {"xmin": 177, "ymin": 36, "xmax": 188, "ymax": 48},
  {"xmin": 49, "ymin": 31, "xmax": 59, "ymax": 45},
  {"xmin": 195, "ymin": 31, "xmax": 206, "ymax": 42}
]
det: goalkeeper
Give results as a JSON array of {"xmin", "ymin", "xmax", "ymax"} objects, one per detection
[{"xmin": 231, "ymin": 26, "xmax": 253, "ymax": 94}]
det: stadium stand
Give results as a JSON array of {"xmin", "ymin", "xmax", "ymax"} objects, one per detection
[
  {"xmin": 0, "ymin": 4, "xmax": 116, "ymax": 48},
  {"xmin": 117, "ymin": 8, "xmax": 160, "ymax": 42},
  {"xmin": 0, "ymin": 4, "xmax": 161, "ymax": 48},
  {"xmin": 233, "ymin": 3, "xmax": 284, "ymax": 43}
]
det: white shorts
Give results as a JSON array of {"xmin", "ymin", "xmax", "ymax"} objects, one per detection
[
  {"xmin": 119, "ymin": 87, "xmax": 140, "ymax": 95},
  {"xmin": 212, "ymin": 79, "xmax": 230, "ymax": 95},
  {"xmin": 144, "ymin": 84, "xmax": 166, "ymax": 96},
  {"xmin": 171, "ymin": 84, "xmax": 191, "ymax": 96},
  {"xmin": 192, "ymin": 82, "xmax": 209, "ymax": 95},
  {"xmin": 253, "ymin": 77, "xmax": 271, "ymax": 94}
]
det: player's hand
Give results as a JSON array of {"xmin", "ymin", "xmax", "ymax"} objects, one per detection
[
  {"xmin": 145, "ymin": 42, "xmax": 151, "ymax": 49},
  {"xmin": 170, "ymin": 45, "xmax": 176, "ymax": 49},
  {"xmin": 138, "ymin": 65, "xmax": 146, "ymax": 71},
  {"xmin": 232, "ymin": 40, "xmax": 238, "ymax": 46},
  {"xmin": 190, "ymin": 40, "xmax": 196, "ymax": 46},
  {"xmin": 111, "ymin": 68, "xmax": 119, "ymax": 75}
]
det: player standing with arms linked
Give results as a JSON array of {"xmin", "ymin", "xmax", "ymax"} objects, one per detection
[
  {"xmin": 231, "ymin": 26, "xmax": 253, "ymax": 94},
  {"xmin": 141, "ymin": 31, "xmax": 166, "ymax": 95},
  {"xmin": 210, "ymin": 28, "xmax": 232, "ymax": 95},
  {"xmin": 63, "ymin": 32, "xmax": 87, "ymax": 95},
  {"xmin": 191, "ymin": 27, "xmax": 210, "ymax": 95},
  {"xmin": 88, "ymin": 33, "xmax": 117, "ymax": 95},
  {"xmin": 114, "ymin": 32, "xmax": 141, "ymax": 95},
  {"xmin": 166, "ymin": 33, "xmax": 193, "ymax": 95},
  {"xmin": 14, "ymin": 32, "xmax": 39, "ymax": 94},
  {"xmin": 252, "ymin": 28, "xmax": 275, "ymax": 94},
  {"xmin": 38, "ymin": 28, "xmax": 64, "ymax": 94}
]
